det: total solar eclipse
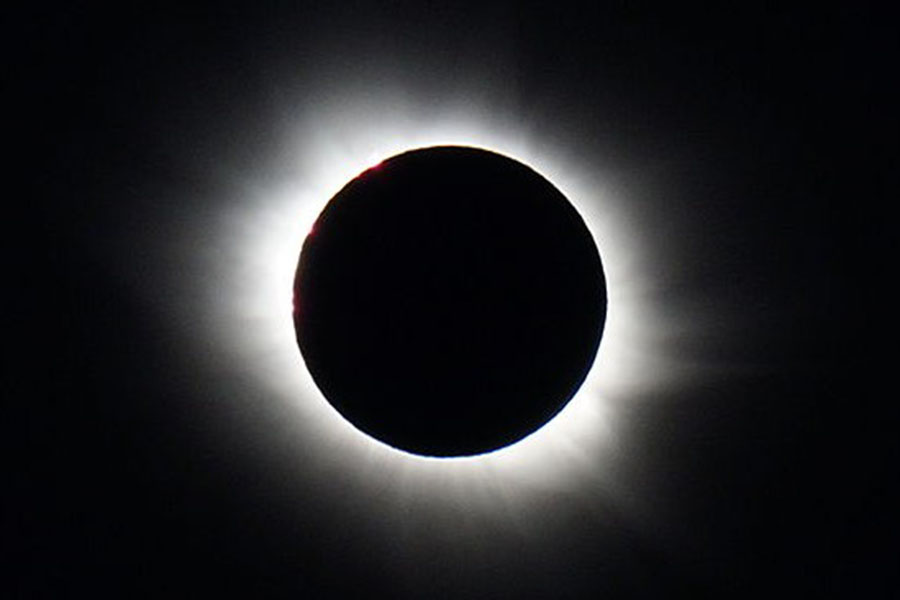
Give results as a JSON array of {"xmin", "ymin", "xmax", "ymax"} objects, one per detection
[{"xmin": 293, "ymin": 146, "xmax": 606, "ymax": 457}]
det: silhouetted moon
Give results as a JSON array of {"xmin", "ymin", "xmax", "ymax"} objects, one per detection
[{"xmin": 293, "ymin": 146, "xmax": 606, "ymax": 457}]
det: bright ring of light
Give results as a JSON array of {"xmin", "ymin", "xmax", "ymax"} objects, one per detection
[{"xmin": 202, "ymin": 105, "xmax": 674, "ymax": 512}]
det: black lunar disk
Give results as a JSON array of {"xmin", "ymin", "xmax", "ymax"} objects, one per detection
[{"xmin": 294, "ymin": 146, "xmax": 606, "ymax": 457}]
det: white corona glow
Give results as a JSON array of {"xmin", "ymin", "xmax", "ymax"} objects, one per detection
[{"xmin": 204, "ymin": 101, "xmax": 677, "ymax": 512}]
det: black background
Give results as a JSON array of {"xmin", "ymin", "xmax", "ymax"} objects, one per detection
[{"xmin": 10, "ymin": 3, "xmax": 895, "ymax": 597}]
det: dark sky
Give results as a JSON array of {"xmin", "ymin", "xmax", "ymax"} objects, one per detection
[{"xmin": 11, "ymin": 3, "xmax": 895, "ymax": 598}]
